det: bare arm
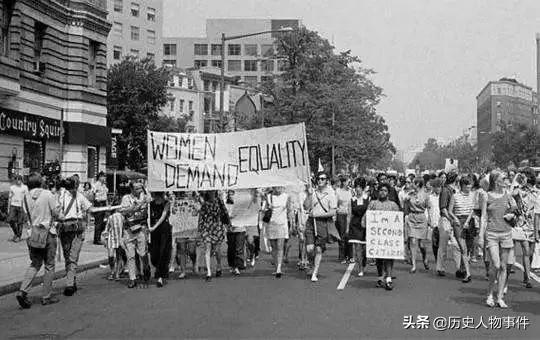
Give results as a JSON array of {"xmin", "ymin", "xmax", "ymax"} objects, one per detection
[{"xmin": 149, "ymin": 201, "xmax": 170, "ymax": 232}]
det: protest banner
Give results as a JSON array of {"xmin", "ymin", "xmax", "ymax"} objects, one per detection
[
  {"xmin": 147, "ymin": 123, "xmax": 310, "ymax": 191},
  {"xmin": 366, "ymin": 210, "xmax": 405, "ymax": 259}
]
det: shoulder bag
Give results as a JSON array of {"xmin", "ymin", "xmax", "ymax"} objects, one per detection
[
  {"xmin": 262, "ymin": 194, "xmax": 273, "ymax": 223},
  {"xmin": 23, "ymin": 194, "xmax": 49, "ymax": 249}
]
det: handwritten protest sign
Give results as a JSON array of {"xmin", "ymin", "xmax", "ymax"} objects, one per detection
[
  {"xmin": 147, "ymin": 124, "xmax": 310, "ymax": 191},
  {"xmin": 169, "ymin": 196, "xmax": 200, "ymax": 238},
  {"xmin": 366, "ymin": 210, "xmax": 404, "ymax": 259}
]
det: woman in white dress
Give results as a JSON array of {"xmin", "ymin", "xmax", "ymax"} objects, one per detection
[{"xmin": 264, "ymin": 186, "xmax": 292, "ymax": 278}]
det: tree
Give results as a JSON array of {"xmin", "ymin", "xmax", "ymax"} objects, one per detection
[
  {"xmin": 107, "ymin": 57, "xmax": 174, "ymax": 171},
  {"xmin": 410, "ymin": 136, "xmax": 478, "ymax": 172},
  {"xmin": 492, "ymin": 122, "xmax": 540, "ymax": 168},
  {"xmin": 260, "ymin": 27, "xmax": 394, "ymax": 173}
]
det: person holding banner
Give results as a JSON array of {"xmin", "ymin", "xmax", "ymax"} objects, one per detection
[
  {"xmin": 198, "ymin": 191, "xmax": 227, "ymax": 282},
  {"xmin": 304, "ymin": 172, "xmax": 337, "ymax": 282},
  {"xmin": 364, "ymin": 183, "xmax": 400, "ymax": 291},
  {"xmin": 148, "ymin": 192, "xmax": 172, "ymax": 288}
]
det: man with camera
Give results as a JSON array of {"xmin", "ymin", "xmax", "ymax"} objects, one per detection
[{"xmin": 120, "ymin": 182, "xmax": 151, "ymax": 288}]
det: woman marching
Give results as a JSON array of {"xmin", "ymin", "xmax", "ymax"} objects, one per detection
[
  {"xmin": 479, "ymin": 170, "xmax": 518, "ymax": 308},
  {"xmin": 263, "ymin": 186, "xmax": 292, "ymax": 278},
  {"xmin": 198, "ymin": 191, "xmax": 227, "ymax": 282},
  {"xmin": 348, "ymin": 177, "xmax": 370, "ymax": 277},
  {"xmin": 403, "ymin": 178, "xmax": 431, "ymax": 273},
  {"xmin": 148, "ymin": 192, "xmax": 172, "ymax": 287},
  {"xmin": 450, "ymin": 176, "xmax": 475, "ymax": 283}
]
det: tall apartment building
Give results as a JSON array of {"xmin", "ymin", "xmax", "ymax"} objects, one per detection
[
  {"xmin": 476, "ymin": 77, "xmax": 538, "ymax": 156},
  {"xmin": 106, "ymin": 0, "xmax": 163, "ymax": 65},
  {"xmin": 0, "ymin": 0, "xmax": 111, "ymax": 189},
  {"xmin": 162, "ymin": 18, "xmax": 300, "ymax": 87}
]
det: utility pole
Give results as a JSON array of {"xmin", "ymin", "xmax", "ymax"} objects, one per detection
[
  {"xmin": 331, "ymin": 105, "xmax": 335, "ymax": 178},
  {"xmin": 59, "ymin": 108, "xmax": 64, "ymax": 174},
  {"xmin": 219, "ymin": 33, "xmax": 226, "ymax": 133}
]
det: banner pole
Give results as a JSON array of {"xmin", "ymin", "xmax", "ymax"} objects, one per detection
[{"xmin": 300, "ymin": 123, "xmax": 317, "ymax": 237}]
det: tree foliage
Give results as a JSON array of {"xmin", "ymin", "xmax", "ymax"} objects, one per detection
[
  {"xmin": 410, "ymin": 136, "xmax": 478, "ymax": 172},
  {"xmin": 491, "ymin": 122, "xmax": 540, "ymax": 167},
  {"xmin": 259, "ymin": 27, "xmax": 394, "ymax": 174},
  {"xmin": 107, "ymin": 57, "xmax": 184, "ymax": 170}
]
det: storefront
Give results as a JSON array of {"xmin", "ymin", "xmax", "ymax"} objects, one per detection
[{"xmin": 0, "ymin": 108, "xmax": 110, "ymax": 189}]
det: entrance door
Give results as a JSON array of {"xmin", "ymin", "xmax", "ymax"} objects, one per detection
[{"xmin": 23, "ymin": 140, "xmax": 44, "ymax": 175}]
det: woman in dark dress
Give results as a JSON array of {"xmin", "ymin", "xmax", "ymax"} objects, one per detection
[
  {"xmin": 148, "ymin": 192, "xmax": 172, "ymax": 288},
  {"xmin": 348, "ymin": 177, "xmax": 371, "ymax": 276},
  {"xmin": 198, "ymin": 191, "xmax": 227, "ymax": 281}
]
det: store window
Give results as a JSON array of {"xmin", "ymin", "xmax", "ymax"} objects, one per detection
[
  {"xmin": 23, "ymin": 140, "xmax": 44, "ymax": 175},
  {"xmin": 87, "ymin": 146, "xmax": 98, "ymax": 180}
]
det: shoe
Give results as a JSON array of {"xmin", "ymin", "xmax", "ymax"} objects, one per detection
[
  {"xmin": 169, "ymin": 267, "xmax": 175, "ymax": 273},
  {"xmin": 462, "ymin": 276, "xmax": 472, "ymax": 283},
  {"xmin": 127, "ymin": 280, "xmax": 137, "ymax": 288},
  {"xmin": 484, "ymin": 274, "xmax": 489, "ymax": 281},
  {"xmin": 471, "ymin": 258, "xmax": 478, "ymax": 263},
  {"xmin": 156, "ymin": 278, "xmax": 163, "ymax": 288},
  {"xmin": 437, "ymin": 271, "xmax": 446, "ymax": 277},
  {"xmin": 525, "ymin": 281, "xmax": 533, "ymax": 288},
  {"xmin": 215, "ymin": 270, "xmax": 222, "ymax": 277},
  {"xmin": 376, "ymin": 280, "xmax": 384, "ymax": 288},
  {"xmin": 283, "ymin": 259, "xmax": 289, "ymax": 264},
  {"xmin": 497, "ymin": 299, "xmax": 508, "ymax": 308},
  {"xmin": 385, "ymin": 281, "xmax": 393, "ymax": 291},
  {"xmin": 63, "ymin": 286, "xmax": 75, "ymax": 296},
  {"xmin": 107, "ymin": 273, "xmax": 115, "ymax": 281},
  {"xmin": 358, "ymin": 271, "xmax": 364, "ymax": 277},
  {"xmin": 455, "ymin": 270, "xmax": 465, "ymax": 279},
  {"xmin": 250, "ymin": 258, "xmax": 256, "ymax": 267},
  {"xmin": 486, "ymin": 295, "xmax": 495, "ymax": 307},
  {"xmin": 423, "ymin": 262, "xmax": 430, "ymax": 270},
  {"xmin": 178, "ymin": 272, "xmax": 186, "ymax": 279},
  {"xmin": 410, "ymin": 268, "xmax": 416, "ymax": 274},
  {"xmin": 13, "ymin": 236, "xmax": 21, "ymax": 243},
  {"xmin": 16, "ymin": 292, "xmax": 31, "ymax": 309},
  {"xmin": 41, "ymin": 296, "xmax": 60, "ymax": 306},
  {"xmin": 509, "ymin": 268, "xmax": 515, "ymax": 274},
  {"xmin": 233, "ymin": 268, "xmax": 241, "ymax": 276},
  {"xmin": 503, "ymin": 286, "xmax": 508, "ymax": 296},
  {"xmin": 99, "ymin": 264, "xmax": 108, "ymax": 269},
  {"xmin": 391, "ymin": 276, "xmax": 397, "ymax": 280},
  {"xmin": 311, "ymin": 275, "xmax": 318, "ymax": 282},
  {"xmin": 275, "ymin": 272, "xmax": 282, "ymax": 278},
  {"xmin": 341, "ymin": 259, "xmax": 348, "ymax": 264},
  {"xmin": 205, "ymin": 275, "xmax": 212, "ymax": 282}
]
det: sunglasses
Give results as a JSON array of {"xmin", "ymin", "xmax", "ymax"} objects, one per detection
[{"xmin": 318, "ymin": 177, "xmax": 327, "ymax": 181}]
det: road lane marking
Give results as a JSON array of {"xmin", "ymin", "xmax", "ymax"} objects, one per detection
[
  {"xmin": 513, "ymin": 262, "xmax": 540, "ymax": 284},
  {"xmin": 337, "ymin": 262, "xmax": 356, "ymax": 290}
]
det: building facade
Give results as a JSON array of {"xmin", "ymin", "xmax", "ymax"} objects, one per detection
[
  {"xmin": 476, "ymin": 77, "xmax": 538, "ymax": 156},
  {"xmin": 106, "ymin": 0, "xmax": 163, "ymax": 65},
  {"xmin": 0, "ymin": 0, "xmax": 111, "ymax": 190},
  {"xmin": 162, "ymin": 18, "xmax": 299, "ymax": 86}
]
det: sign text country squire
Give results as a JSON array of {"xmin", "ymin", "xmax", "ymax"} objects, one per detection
[
  {"xmin": 147, "ymin": 124, "xmax": 311, "ymax": 191},
  {"xmin": 366, "ymin": 211, "xmax": 405, "ymax": 259}
]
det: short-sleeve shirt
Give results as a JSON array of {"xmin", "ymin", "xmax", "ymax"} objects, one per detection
[
  {"xmin": 309, "ymin": 186, "xmax": 337, "ymax": 218},
  {"xmin": 93, "ymin": 181, "xmax": 108, "ymax": 202},
  {"xmin": 335, "ymin": 187, "xmax": 352, "ymax": 215},
  {"xmin": 59, "ymin": 190, "xmax": 92, "ymax": 219},
  {"xmin": 439, "ymin": 185, "xmax": 455, "ymax": 214},
  {"xmin": 10, "ymin": 184, "xmax": 28, "ymax": 207},
  {"xmin": 367, "ymin": 199, "xmax": 400, "ymax": 212},
  {"xmin": 24, "ymin": 189, "xmax": 58, "ymax": 229}
]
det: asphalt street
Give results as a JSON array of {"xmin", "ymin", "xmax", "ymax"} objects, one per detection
[{"xmin": 1, "ymin": 242, "xmax": 540, "ymax": 339}]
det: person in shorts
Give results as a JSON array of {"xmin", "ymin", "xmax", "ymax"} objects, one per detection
[{"xmin": 304, "ymin": 172, "xmax": 337, "ymax": 282}]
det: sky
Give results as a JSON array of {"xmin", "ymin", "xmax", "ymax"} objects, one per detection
[{"xmin": 163, "ymin": 0, "xmax": 540, "ymax": 156}]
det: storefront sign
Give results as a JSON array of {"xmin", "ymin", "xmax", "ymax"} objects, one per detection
[{"xmin": 0, "ymin": 108, "xmax": 63, "ymax": 141}]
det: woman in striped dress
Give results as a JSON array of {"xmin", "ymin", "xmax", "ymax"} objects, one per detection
[
  {"xmin": 104, "ymin": 211, "xmax": 125, "ymax": 280},
  {"xmin": 450, "ymin": 177, "xmax": 474, "ymax": 283}
]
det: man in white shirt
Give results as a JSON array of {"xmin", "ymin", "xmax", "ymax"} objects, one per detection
[
  {"xmin": 93, "ymin": 171, "xmax": 109, "ymax": 244},
  {"xmin": 57, "ymin": 176, "xmax": 92, "ymax": 296},
  {"xmin": 8, "ymin": 175, "xmax": 28, "ymax": 242},
  {"xmin": 335, "ymin": 176, "xmax": 352, "ymax": 263},
  {"xmin": 304, "ymin": 172, "xmax": 337, "ymax": 282}
]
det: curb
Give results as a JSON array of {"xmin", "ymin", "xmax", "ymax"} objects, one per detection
[{"xmin": 0, "ymin": 258, "xmax": 108, "ymax": 297}]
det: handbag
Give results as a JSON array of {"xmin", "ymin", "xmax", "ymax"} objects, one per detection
[
  {"xmin": 262, "ymin": 194, "xmax": 273, "ymax": 223},
  {"xmin": 23, "ymin": 195, "xmax": 49, "ymax": 249}
]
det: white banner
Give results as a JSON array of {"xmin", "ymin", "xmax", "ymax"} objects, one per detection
[
  {"xmin": 147, "ymin": 124, "xmax": 310, "ymax": 191},
  {"xmin": 366, "ymin": 210, "xmax": 405, "ymax": 259}
]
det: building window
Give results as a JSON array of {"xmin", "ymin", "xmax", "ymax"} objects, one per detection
[
  {"xmin": 130, "ymin": 49, "xmax": 139, "ymax": 57},
  {"xmin": 34, "ymin": 21, "xmax": 46, "ymax": 60},
  {"xmin": 169, "ymin": 97, "xmax": 175, "ymax": 111},
  {"xmin": 261, "ymin": 60, "xmax": 274, "ymax": 72},
  {"xmin": 130, "ymin": 2, "xmax": 139, "ymax": 17},
  {"xmin": 204, "ymin": 97, "xmax": 211, "ymax": 114},
  {"xmin": 211, "ymin": 44, "xmax": 222, "ymax": 56},
  {"xmin": 194, "ymin": 60, "xmax": 208, "ymax": 68},
  {"xmin": 113, "ymin": 46, "xmax": 122, "ymax": 60},
  {"xmin": 188, "ymin": 100, "xmax": 193, "ymax": 111},
  {"xmin": 114, "ymin": 0, "xmax": 123, "ymax": 12},
  {"xmin": 163, "ymin": 43, "xmax": 176, "ymax": 56},
  {"xmin": 88, "ymin": 40, "xmax": 99, "ymax": 87},
  {"xmin": 212, "ymin": 81, "xmax": 218, "ymax": 92},
  {"xmin": 87, "ymin": 146, "xmax": 98, "ymax": 180},
  {"xmin": 261, "ymin": 75, "xmax": 272, "ymax": 83},
  {"xmin": 113, "ymin": 22, "xmax": 123, "ymax": 36},
  {"xmin": 244, "ymin": 60, "xmax": 257, "ymax": 72},
  {"xmin": 228, "ymin": 44, "xmax": 240, "ymax": 56},
  {"xmin": 1, "ymin": 0, "xmax": 15, "ymax": 57},
  {"xmin": 147, "ymin": 52, "xmax": 154, "ymax": 59},
  {"xmin": 147, "ymin": 30, "xmax": 156, "ymax": 44},
  {"xmin": 245, "ymin": 44, "xmax": 257, "ymax": 56},
  {"xmin": 24, "ymin": 140, "xmax": 44, "ymax": 175},
  {"xmin": 228, "ymin": 60, "xmax": 241, "ymax": 71},
  {"xmin": 163, "ymin": 59, "xmax": 176, "ymax": 67},
  {"xmin": 194, "ymin": 44, "xmax": 208, "ymax": 55},
  {"xmin": 147, "ymin": 7, "xmax": 156, "ymax": 21},
  {"xmin": 130, "ymin": 26, "xmax": 139, "ymax": 40},
  {"xmin": 211, "ymin": 60, "xmax": 223, "ymax": 68},
  {"xmin": 244, "ymin": 76, "xmax": 258, "ymax": 86},
  {"xmin": 179, "ymin": 99, "xmax": 184, "ymax": 112},
  {"xmin": 203, "ymin": 80, "xmax": 210, "ymax": 91},
  {"xmin": 278, "ymin": 60, "xmax": 288, "ymax": 71},
  {"xmin": 261, "ymin": 44, "xmax": 274, "ymax": 57}
]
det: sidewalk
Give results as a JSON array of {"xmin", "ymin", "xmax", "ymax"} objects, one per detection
[{"xmin": 0, "ymin": 222, "xmax": 108, "ymax": 296}]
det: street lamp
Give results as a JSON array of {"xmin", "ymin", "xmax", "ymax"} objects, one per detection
[{"xmin": 219, "ymin": 27, "xmax": 294, "ymax": 132}]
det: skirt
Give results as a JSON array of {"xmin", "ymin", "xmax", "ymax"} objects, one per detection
[
  {"xmin": 265, "ymin": 221, "xmax": 289, "ymax": 240},
  {"xmin": 408, "ymin": 213, "xmax": 428, "ymax": 240}
]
